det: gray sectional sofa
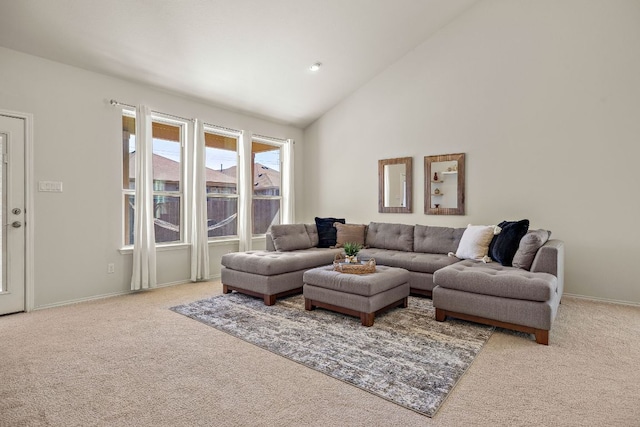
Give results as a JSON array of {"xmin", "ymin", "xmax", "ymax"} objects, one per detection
[{"xmin": 220, "ymin": 221, "xmax": 564, "ymax": 344}]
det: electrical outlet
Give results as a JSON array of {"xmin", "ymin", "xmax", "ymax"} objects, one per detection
[{"xmin": 107, "ymin": 263, "xmax": 115, "ymax": 274}]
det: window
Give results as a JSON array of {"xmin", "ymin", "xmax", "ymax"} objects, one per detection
[
  {"xmin": 122, "ymin": 112, "xmax": 186, "ymax": 245},
  {"xmin": 251, "ymin": 139, "xmax": 282, "ymax": 235},
  {"xmin": 204, "ymin": 129, "xmax": 239, "ymax": 239}
]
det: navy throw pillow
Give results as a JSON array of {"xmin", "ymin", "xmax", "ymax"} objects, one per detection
[
  {"xmin": 315, "ymin": 217, "xmax": 346, "ymax": 248},
  {"xmin": 489, "ymin": 219, "xmax": 530, "ymax": 266}
]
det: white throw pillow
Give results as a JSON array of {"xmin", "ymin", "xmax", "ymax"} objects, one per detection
[{"xmin": 454, "ymin": 224, "xmax": 501, "ymax": 261}]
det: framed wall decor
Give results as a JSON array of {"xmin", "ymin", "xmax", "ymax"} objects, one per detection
[{"xmin": 424, "ymin": 153, "xmax": 465, "ymax": 215}]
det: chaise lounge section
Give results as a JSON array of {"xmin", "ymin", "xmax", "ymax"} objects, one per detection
[
  {"xmin": 433, "ymin": 237, "xmax": 564, "ymax": 345},
  {"xmin": 221, "ymin": 223, "xmax": 341, "ymax": 305}
]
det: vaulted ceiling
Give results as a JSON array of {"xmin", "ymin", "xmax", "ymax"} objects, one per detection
[{"xmin": 0, "ymin": 0, "xmax": 478, "ymax": 128}]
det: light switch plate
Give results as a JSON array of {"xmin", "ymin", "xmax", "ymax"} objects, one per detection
[{"xmin": 38, "ymin": 181, "xmax": 63, "ymax": 192}]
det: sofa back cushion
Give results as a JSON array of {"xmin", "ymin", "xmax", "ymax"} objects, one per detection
[
  {"xmin": 270, "ymin": 224, "xmax": 312, "ymax": 251},
  {"xmin": 304, "ymin": 224, "xmax": 319, "ymax": 247},
  {"xmin": 414, "ymin": 225, "xmax": 465, "ymax": 254},
  {"xmin": 366, "ymin": 222, "xmax": 414, "ymax": 252}
]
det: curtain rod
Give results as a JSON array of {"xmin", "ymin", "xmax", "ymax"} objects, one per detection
[
  {"xmin": 253, "ymin": 133, "xmax": 288, "ymax": 144},
  {"xmin": 110, "ymin": 99, "xmax": 194, "ymax": 123},
  {"xmin": 202, "ymin": 122, "xmax": 242, "ymax": 135}
]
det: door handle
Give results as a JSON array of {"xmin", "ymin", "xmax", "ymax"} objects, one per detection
[{"xmin": 11, "ymin": 221, "xmax": 21, "ymax": 228}]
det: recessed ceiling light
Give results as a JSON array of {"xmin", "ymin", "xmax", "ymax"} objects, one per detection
[{"xmin": 309, "ymin": 62, "xmax": 322, "ymax": 71}]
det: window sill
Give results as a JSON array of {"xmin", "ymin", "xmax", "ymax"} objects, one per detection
[
  {"xmin": 119, "ymin": 237, "xmax": 265, "ymax": 254},
  {"xmin": 119, "ymin": 242, "xmax": 190, "ymax": 255},
  {"xmin": 208, "ymin": 238, "xmax": 239, "ymax": 247}
]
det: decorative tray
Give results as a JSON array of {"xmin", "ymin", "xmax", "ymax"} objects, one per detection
[{"xmin": 333, "ymin": 254, "xmax": 376, "ymax": 275}]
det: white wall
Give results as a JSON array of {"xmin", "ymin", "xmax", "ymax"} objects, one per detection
[
  {"xmin": 0, "ymin": 47, "xmax": 303, "ymax": 309},
  {"xmin": 302, "ymin": 0, "xmax": 640, "ymax": 304}
]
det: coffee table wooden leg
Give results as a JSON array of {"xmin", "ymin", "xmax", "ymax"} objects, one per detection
[{"xmin": 361, "ymin": 312, "xmax": 374, "ymax": 327}]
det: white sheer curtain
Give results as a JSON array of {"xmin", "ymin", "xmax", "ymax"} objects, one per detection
[
  {"xmin": 131, "ymin": 105, "xmax": 157, "ymax": 290},
  {"xmin": 190, "ymin": 120, "xmax": 210, "ymax": 281},
  {"xmin": 237, "ymin": 130, "xmax": 253, "ymax": 251},
  {"xmin": 282, "ymin": 139, "xmax": 295, "ymax": 224}
]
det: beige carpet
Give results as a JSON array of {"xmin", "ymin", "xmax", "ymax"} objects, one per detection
[{"xmin": 1, "ymin": 280, "xmax": 639, "ymax": 426}]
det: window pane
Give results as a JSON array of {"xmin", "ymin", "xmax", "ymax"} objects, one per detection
[
  {"xmin": 252, "ymin": 142, "xmax": 280, "ymax": 196},
  {"xmin": 154, "ymin": 195, "xmax": 181, "ymax": 243},
  {"xmin": 153, "ymin": 123, "xmax": 182, "ymax": 192},
  {"xmin": 253, "ymin": 199, "xmax": 280, "ymax": 234},
  {"xmin": 205, "ymin": 133, "xmax": 237, "ymax": 195},
  {"xmin": 123, "ymin": 115, "xmax": 135, "ymax": 190},
  {"xmin": 124, "ymin": 194, "xmax": 135, "ymax": 245},
  {"xmin": 207, "ymin": 197, "xmax": 238, "ymax": 238}
]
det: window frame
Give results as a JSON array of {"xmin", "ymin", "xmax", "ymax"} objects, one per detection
[
  {"xmin": 204, "ymin": 126, "xmax": 241, "ymax": 241},
  {"xmin": 251, "ymin": 137, "xmax": 284, "ymax": 236},
  {"xmin": 121, "ymin": 109, "xmax": 188, "ymax": 247}
]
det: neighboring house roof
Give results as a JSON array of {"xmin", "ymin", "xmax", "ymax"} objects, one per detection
[
  {"xmin": 223, "ymin": 164, "xmax": 281, "ymax": 189},
  {"xmin": 128, "ymin": 153, "xmax": 279, "ymax": 189}
]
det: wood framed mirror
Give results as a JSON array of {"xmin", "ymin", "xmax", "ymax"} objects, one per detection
[
  {"xmin": 378, "ymin": 157, "xmax": 412, "ymax": 213},
  {"xmin": 424, "ymin": 153, "xmax": 465, "ymax": 215}
]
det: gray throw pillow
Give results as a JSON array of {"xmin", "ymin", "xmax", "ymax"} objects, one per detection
[
  {"xmin": 512, "ymin": 229, "xmax": 552, "ymax": 270},
  {"xmin": 270, "ymin": 224, "xmax": 312, "ymax": 251}
]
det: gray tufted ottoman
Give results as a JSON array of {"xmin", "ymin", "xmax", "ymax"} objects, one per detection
[
  {"xmin": 221, "ymin": 249, "xmax": 340, "ymax": 305},
  {"xmin": 303, "ymin": 265, "xmax": 410, "ymax": 326}
]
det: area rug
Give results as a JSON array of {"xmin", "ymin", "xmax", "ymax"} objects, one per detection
[{"xmin": 171, "ymin": 293, "xmax": 493, "ymax": 417}]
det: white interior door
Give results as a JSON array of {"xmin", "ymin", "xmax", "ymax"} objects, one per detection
[{"xmin": 0, "ymin": 115, "xmax": 26, "ymax": 315}]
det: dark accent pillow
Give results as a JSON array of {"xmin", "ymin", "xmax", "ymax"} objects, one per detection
[
  {"xmin": 315, "ymin": 217, "xmax": 346, "ymax": 248},
  {"xmin": 489, "ymin": 219, "xmax": 530, "ymax": 266}
]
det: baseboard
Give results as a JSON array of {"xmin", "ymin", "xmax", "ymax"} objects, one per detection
[
  {"xmin": 563, "ymin": 293, "xmax": 640, "ymax": 307},
  {"xmin": 32, "ymin": 279, "xmax": 215, "ymax": 311},
  {"xmin": 33, "ymin": 289, "xmax": 134, "ymax": 310}
]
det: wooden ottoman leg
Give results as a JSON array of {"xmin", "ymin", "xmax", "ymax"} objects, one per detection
[
  {"xmin": 264, "ymin": 294, "xmax": 276, "ymax": 306},
  {"xmin": 435, "ymin": 308, "xmax": 446, "ymax": 322},
  {"xmin": 222, "ymin": 284, "xmax": 231, "ymax": 294},
  {"xmin": 402, "ymin": 297, "xmax": 408, "ymax": 308},
  {"xmin": 361, "ymin": 312, "xmax": 375, "ymax": 327}
]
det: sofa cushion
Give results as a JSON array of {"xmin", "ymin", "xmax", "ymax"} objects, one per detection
[
  {"xmin": 270, "ymin": 224, "xmax": 312, "ymax": 251},
  {"xmin": 334, "ymin": 223, "xmax": 367, "ymax": 248},
  {"xmin": 305, "ymin": 224, "xmax": 319, "ymax": 247},
  {"xmin": 358, "ymin": 248, "xmax": 460, "ymax": 274},
  {"xmin": 366, "ymin": 222, "xmax": 414, "ymax": 252},
  {"xmin": 315, "ymin": 217, "xmax": 345, "ymax": 248},
  {"xmin": 455, "ymin": 224, "xmax": 500, "ymax": 261},
  {"xmin": 434, "ymin": 259, "xmax": 557, "ymax": 302},
  {"xmin": 489, "ymin": 219, "xmax": 530, "ymax": 266},
  {"xmin": 414, "ymin": 225, "xmax": 465, "ymax": 254},
  {"xmin": 512, "ymin": 229, "xmax": 552, "ymax": 270},
  {"xmin": 221, "ymin": 249, "xmax": 341, "ymax": 276}
]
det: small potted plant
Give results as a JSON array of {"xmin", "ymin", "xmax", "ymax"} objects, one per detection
[{"xmin": 343, "ymin": 242, "xmax": 362, "ymax": 263}]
